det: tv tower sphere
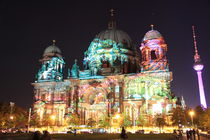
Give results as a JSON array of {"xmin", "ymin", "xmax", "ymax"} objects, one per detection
[{"xmin": 193, "ymin": 62, "xmax": 204, "ymax": 71}]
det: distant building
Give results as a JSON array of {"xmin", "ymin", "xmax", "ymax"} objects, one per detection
[{"xmin": 32, "ymin": 12, "xmax": 177, "ymax": 126}]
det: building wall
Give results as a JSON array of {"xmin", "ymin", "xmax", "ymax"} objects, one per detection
[
  {"xmin": 32, "ymin": 70, "xmax": 175, "ymax": 126},
  {"xmin": 32, "ymin": 29, "xmax": 176, "ymax": 126}
]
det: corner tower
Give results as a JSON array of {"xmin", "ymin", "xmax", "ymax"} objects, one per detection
[
  {"xmin": 36, "ymin": 40, "xmax": 65, "ymax": 82},
  {"xmin": 32, "ymin": 41, "xmax": 69, "ymax": 126},
  {"xmin": 137, "ymin": 25, "xmax": 174, "ymax": 114},
  {"xmin": 140, "ymin": 25, "xmax": 169, "ymax": 72}
]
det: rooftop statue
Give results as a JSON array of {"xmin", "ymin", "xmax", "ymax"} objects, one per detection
[{"xmin": 71, "ymin": 59, "xmax": 80, "ymax": 78}]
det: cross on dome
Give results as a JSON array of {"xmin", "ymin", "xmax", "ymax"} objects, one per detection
[
  {"xmin": 150, "ymin": 24, "xmax": 154, "ymax": 30},
  {"xmin": 52, "ymin": 40, "xmax": 56, "ymax": 45},
  {"xmin": 110, "ymin": 9, "xmax": 114, "ymax": 17}
]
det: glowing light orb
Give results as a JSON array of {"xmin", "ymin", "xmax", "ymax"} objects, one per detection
[
  {"xmin": 115, "ymin": 114, "xmax": 121, "ymax": 119},
  {"xmin": 193, "ymin": 64, "xmax": 204, "ymax": 71},
  {"xmin": 152, "ymin": 102, "xmax": 162, "ymax": 114},
  {"xmin": 10, "ymin": 116, "xmax": 14, "ymax": 120},
  {"xmin": 189, "ymin": 110, "xmax": 195, "ymax": 117},
  {"xmin": 50, "ymin": 115, "xmax": 56, "ymax": 120}
]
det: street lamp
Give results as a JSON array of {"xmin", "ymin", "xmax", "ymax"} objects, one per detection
[
  {"xmin": 189, "ymin": 110, "xmax": 195, "ymax": 127},
  {"xmin": 50, "ymin": 115, "xmax": 56, "ymax": 125},
  {"xmin": 50, "ymin": 115, "xmax": 56, "ymax": 132},
  {"xmin": 115, "ymin": 113, "xmax": 121, "ymax": 119},
  {"xmin": 9, "ymin": 115, "xmax": 14, "ymax": 129},
  {"xmin": 50, "ymin": 115, "xmax": 56, "ymax": 120},
  {"xmin": 10, "ymin": 115, "xmax": 14, "ymax": 120}
]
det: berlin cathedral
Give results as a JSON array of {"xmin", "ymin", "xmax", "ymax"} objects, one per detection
[{"xmin": 32, "ymin": 11, "xmax": 181, "ymax": 127}]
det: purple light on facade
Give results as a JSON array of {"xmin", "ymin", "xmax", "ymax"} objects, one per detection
[{"xmin": 195, "ymin": 70, "xmax": 207, "ymax": 108}]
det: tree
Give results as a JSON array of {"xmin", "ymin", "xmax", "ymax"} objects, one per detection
[
  {"xmin": 171, "ymin": 107, "xmax": 187, "ymax": 127},
  {"xmin": 30, "ymin": 113, "xmax": 40, "ymax": 129},
  {"xmin": 136, "ymin": 114, "xmax": 147, "ymax": 129},
  {"xmin": 98, "ymin": 116, "xmax": 110, "ymax": 128},
  {"xmin": 0, "ymin": 102, "xmax": 28, "ymax": 129},
  {"xmin": 42, "ymin": 114, "xmax": 52, "ymax": 126},
  {"xmin": 155, "ymin": 114, "xmax": 166, "ymax": 133},
  {"xmin": 87, "ymin": 118, "xmax": 96, "ymax": 127},
  {"xmin": 200, "ymin": 108, "xmax": 210, "ymax": 130},
  {"xmin": 194, "ymin": 106, "xmax": 205, "ymax": 128},
  {"xmin": 123, "ymin": 114, "xmax": 132, "ymax": 128},
  {"xmin": 15, "ymin": 113, "xmax": 27, "ymax": 128},
  {"xmin": 67, "ymin": 113, "xmax": 80, "ymax": 126}
]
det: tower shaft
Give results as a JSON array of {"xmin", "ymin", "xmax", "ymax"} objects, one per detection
[{"xmin": 196, "ymin": 71, "xmax": 207, "ymax": 108}]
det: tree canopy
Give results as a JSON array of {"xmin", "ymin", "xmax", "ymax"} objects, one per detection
[{"xmin": 0, "ymin": 102, "xmax": 28, "ymax": 129}]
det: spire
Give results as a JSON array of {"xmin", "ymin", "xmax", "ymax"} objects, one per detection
[
  {"xmin": 52, "ymin": 40, "xmax": 56, "ymax": 46},
  {"xmin": 181, "ymin": 96, "xmax": 186, "ymax": 109},
  {"xmin": 75, "ymin": 59, "xmax": 78, "ymax": 64},
  {"xmin": 71, "ymin": 59, "xmax": 79, "ymax": 78},
  {"xmin": 150, "ymin": 24, "xmax": 154, "ymax": 30},
  {"xmin": 192, "ymin": 26, "xmax": 201, "ymax": 63},
  {"xmin": 108, "ymin": 9, "xmax": 116, "ymax": 29}
]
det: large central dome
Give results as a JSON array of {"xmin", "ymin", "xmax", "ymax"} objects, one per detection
[
  {"xmin": 95, "ymin": 29, "xmax": 133, "ymax": 48},
  {"xmin": 82, "ymin": 11, "xmax": 140, "ymax": 76}
]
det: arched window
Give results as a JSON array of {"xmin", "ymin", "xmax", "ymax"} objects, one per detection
[
  {"xmin": 151, "ymin": 50, "xmax": 157, "ymax": 60},
  {"xmin": 142, "ymin": 51, "xmax": 146, "ymax": 61},
  {"xmin": 102, "ymin": 60, "xmax": 109, "ymax": 68}
]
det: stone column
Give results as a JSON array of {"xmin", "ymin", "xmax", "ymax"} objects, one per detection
[
  {"xmin": 83, "ymin": 108, "xmax": 86, "ymax": 125},
  {"xmin": 111, "ymin": 83, "xmax": 115, "ymax": 115},
  {"xmin": 74, "ymin": 85, "xmax": 79, "ymax": 115},
  {"xmin": 145, "ymin": 82, "xmax": 149, "ymax": 113},
  {"xmin": 119, "ymin": 82, "xmax": 124, "ymax": 113}
]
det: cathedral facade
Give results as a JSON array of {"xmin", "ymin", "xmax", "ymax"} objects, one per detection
[{"xmin": 32, "ymin": 14, "xmax": 177, "ymax": 127}]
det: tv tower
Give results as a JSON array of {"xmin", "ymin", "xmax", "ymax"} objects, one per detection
[{"xmin": 192, "ymin": 26, "xmax": 207, "ymax": 108}]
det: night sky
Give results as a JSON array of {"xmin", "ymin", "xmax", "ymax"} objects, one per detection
[{"xmin": 0, "ymin": 0, "xmax": 210, "ymax": 109}]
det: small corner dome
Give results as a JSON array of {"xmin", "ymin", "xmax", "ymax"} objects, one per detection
[
  {"xmin": 143, "ymin": 30, "xmax": 162, "ymax": 41},
  {"xmin": 43, "ymin": 44, "xmax": 62, "ymax": 56}
]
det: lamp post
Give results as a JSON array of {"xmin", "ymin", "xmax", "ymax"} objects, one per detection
[
  {"xmin": 27, "ymin": 108, "xmax": 31, "ymax": 133},
  {"xmin": 9, "ymin": 115, "xmax": 14, "ymax": 130},
  {"xmin": 189, "ymin": 110, "xmax": 195, "ymax": 127},
  {"xmin": 9, "ymin": 102, "xmax": 15, "ymax": 130}
]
